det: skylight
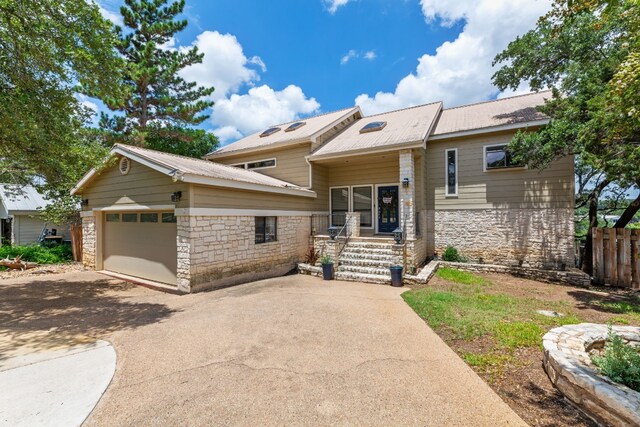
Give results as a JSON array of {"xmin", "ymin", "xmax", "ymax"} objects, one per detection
[
  {"xmin": 259, "ymin": 127, "xmax": 281, "ymax": 138},
  {"xmin": 285, "ymin": 121, "xmax": 306, "ymax": 132},
  {"xmin": 359, "ymin": 121, "xmax": 387, "ymax": 134}
]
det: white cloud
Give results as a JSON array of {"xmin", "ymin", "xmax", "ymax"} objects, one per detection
[
  {"xmin": 341, "ymin": 50, "xmax": 358, "ymax": 65},
  {"xmin": 179, "ymin": 31, "xmax": 263, "ymax": 102},
  {"xmin": 324, "ymin": 0, "xmax": 352, "ymax": 14},
  {"xmin": 355, "ymin": 0, "xmax": 550, "ymax": 114},
  {"xmin": 363, "ymin": 50, "xmax": 376, "ymax": 60},
  {"xmin": 97, "ymin": 4, "xmax": 123, "ymax": 26},
  {"xmin": 211, "ymin": 85, "xmax": 320, "ymax": 142}
]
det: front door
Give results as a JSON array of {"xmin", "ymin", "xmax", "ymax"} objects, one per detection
[{"xmin": 377, "ymin": 186, "xmax": 399, "ymax": 233}]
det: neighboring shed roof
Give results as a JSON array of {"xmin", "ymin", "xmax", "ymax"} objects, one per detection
[
  {"xmin": 0, "ymin": 184, "xmax": 48, "ymax": 213},
  {"xmin": 207, "ymin": 107, "xmax": 361, "ymax": 157},
  {"xmin": 309, "ymin": 102, "xmax": 442, "ymax": 160},
  {"xmin": 431, "ymin": 90, "xmax": 551, "ymax": 136},
  {"xmin": 72, "ymin": 144, "xmax": 316, "ymax": 198}
]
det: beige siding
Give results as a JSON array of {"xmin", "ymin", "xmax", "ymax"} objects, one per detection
[
  {"xmin": 426, "ymin": 132, "xmax": 574, "ymax": 209},
  {"xmin": 193, "ymin": 185, "xmax": 319, "ymax": 211},
  {"xmin": 12, "ymin": 215, "xmax": 70, "ymax": 245},
  {"xmin": 214, "ymin": 144, "xmax": 311, "ymax": 187},
  {"xmin": 327, "ymin": 152, "xmax": 400, "ymax": 187},
  {"xmin": 311, "ymin": 164, "xmax": 329, "ymax": 211},
  {"xmin": 79, "ymin": 157, "xmax": 189, "ymax": 209}
]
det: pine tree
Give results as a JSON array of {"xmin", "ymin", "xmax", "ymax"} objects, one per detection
[{"xmin": 101, "ymin": 0, "xmax": 218, "ymax": 157}]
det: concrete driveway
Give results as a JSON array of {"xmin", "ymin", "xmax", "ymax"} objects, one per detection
[{"xmin": 0, "ymin": 272, "xmax": 524, "ymax": 426}]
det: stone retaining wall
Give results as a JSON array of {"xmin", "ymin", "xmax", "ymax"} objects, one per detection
[
  {"xmin": 543, "ymin": 324, "xmax": 640, "ymax": 426},
  {"xmin": 429, "ymin": 208, "xmax": 575, "ymax": 270},
  {"xmin": 177, "ymin": 215, "xmax": 310, "ymax": 293}
]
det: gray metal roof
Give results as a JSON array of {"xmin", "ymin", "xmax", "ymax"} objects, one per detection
[
  {"xmin": 309, "ymin": 102, "xmax": 442, "ymax": 159},
  {"xmin": 0, "ymin": 184, "xmax": 49, "ymax": 212},
  {"xmin": 431, "ymin": 91, "xmax": 551, "ymax": 136}
]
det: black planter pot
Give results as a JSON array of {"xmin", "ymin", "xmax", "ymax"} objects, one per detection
[
  {"xmin": 390, "ymin": 266, "xmax": 403, "ymax": 287},
  {"xmin": 322, "ymin": 263, "xmax": 334, "ymax": 280}
]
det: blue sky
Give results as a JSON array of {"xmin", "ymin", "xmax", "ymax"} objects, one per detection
[{"xmin": 96, "ymin": 0, "xmax": 552, "ymax": 144}]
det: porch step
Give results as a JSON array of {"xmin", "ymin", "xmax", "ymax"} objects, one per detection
[
  {"xmin": 338, "ymin": 252, "xmax": 397, "ymax": 262},
  {"xmin": 335, "ymin": 271, "xmax": 391, "ymax": 285},
  {"xmin": 338, "ymin": 265, "xmax": 392, "ymax": 276},
  {"xmin": 339, "ymin": 257, "xmax": 395, "ymax": 268},
  {"xmin": 343, "ymin": 241, "xmax": 396, "ymax": 250},
  {"xmin": 340, "ymin": 247, "xmax": 396, "ymax": 256}
]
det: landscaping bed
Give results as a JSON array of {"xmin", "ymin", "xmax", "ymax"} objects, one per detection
[
  {"xmin": 0, "ymin": 244, "xmax": 85, "ymax": 279},
  {"xmin": 403, "ymin": 268, "xmax": 640, "ymax": 427}
]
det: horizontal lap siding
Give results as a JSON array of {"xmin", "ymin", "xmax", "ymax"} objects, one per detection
[
  {"xmin": 214, "ymin": 144, "xmax": 311, "ymax": 187},
  {"xmin": 80, "ymin": 158, "xmax": 189, "ymax": 209},
  {"xmin": 311, "ymin": 164, "xmax": 330, "ymax": 211},
  {"xmin": 327, "ymin": 153, "xmax": 399, "ymax": 187},
  {"xmin": 193, "ymin": 185, "xmax": 319, "ymax": 211},
  {"xmin": 426, "ymin": 133, "xmax": 574, "ymax": 209}
]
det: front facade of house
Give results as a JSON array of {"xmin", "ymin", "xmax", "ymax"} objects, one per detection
[{"xmin": 73, "ymin": 91, "xmax": 575, "ymax": 293}]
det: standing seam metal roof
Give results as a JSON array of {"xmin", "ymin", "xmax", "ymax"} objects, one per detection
[{"xmin": 0, "ymin": 184, "xmax": 49, "ymax": 212}]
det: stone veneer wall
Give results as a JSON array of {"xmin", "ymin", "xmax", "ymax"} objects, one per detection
[
  {"xmin": 177, "ymin": 215, "xmax": 310, "ymax": 293},
  {"xmin": 429, "ymin": 208, "xmax": 575, "ymax": 269},
  {"xmin": 81, "ymin": 215, "xmax": 96, "ymax": 269}
]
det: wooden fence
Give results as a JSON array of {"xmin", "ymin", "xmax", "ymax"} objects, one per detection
[{"xmin": 592, "ymin": 228, "xmax": 640, "ymax": 289}]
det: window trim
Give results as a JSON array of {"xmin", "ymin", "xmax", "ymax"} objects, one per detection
[
  {"xmin": 329, "ymin": 186, "xmax": 350, "ymax": 227},
  {"xmin": 444, "ymin": 148, "xmax": 458, "ymax": 198},
  {"xmin": 230, "ymin": 158, "xmax": 277, "ymax": 170},
  {"xmin": 255, "ymin": 216, "xmax": 277, "ymax": 244},
  {"xmin": 483, "ymin": 143, "xmax": 527, "ymax": 172},
  {"xmin": 350, "ymin": 185, "xmax": 374, "ymax": 229}
]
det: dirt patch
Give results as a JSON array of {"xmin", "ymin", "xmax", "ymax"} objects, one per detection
[
  {"xmin": 409, "ymin": 273, "xmax": 640, "ymax": 427},
  {"xmin": 0, "ymin": 262, "xmax": 87, "ymax": 280}
]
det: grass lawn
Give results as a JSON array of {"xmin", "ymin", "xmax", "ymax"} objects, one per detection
[{"xmin": 403, "ymin": 267, "xmax": 640, "ymax": 427}]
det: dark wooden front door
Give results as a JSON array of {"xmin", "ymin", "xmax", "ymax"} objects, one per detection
[{"xmin": 377, "ymin": 186, "xmax": 399, "ymax": 233}]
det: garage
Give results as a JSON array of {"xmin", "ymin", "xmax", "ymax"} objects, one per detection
[{"xmin": 102, "ymin": 211, "xmax": 178, "ymax": 285}]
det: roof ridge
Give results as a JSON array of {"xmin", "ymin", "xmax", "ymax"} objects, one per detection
[
  {"xmin": 442, "ymin": 90, "xmax": 552, "ymax": 112},
  {"xmin": 271, "ymin": 106, "xmax": 359, "ymax": 127},
  {"xmin": 361, "ymin": 101, "xmax": 442, "ymax": 119}
]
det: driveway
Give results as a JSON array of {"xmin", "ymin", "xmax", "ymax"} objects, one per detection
[{"xmin": 0, "ymin": 272, "xmax": 525, "ymax": 426}]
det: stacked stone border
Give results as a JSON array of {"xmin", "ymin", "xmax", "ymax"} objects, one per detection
[{"xmin": 542, "ymin": 324, "xmax": 640, "ymax": 426}]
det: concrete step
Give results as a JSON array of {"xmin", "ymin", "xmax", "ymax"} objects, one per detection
[
  {"xmin": 338, "ymin": 258, "xmax": 395, "ymax": 268},
  {"xmin": 335, "ymin": 271, "xmax": 391, "ymax": 285},
  {"xmin": 338, "ymin": 265, "xmax": 392, "ymax": 276},
  {"xmin": 338, "ymin": 252, "xmax": 397, "ymax": 261}
]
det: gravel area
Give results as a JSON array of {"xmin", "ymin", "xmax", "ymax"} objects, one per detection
[{"xmin": 0, "ymin": 262, "xmax": 87, "ymax": 280}]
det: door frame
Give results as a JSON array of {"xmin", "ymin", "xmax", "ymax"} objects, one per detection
[{"xmin": 374, "ymin": 183, "xmax": 400, "ymax": 234}]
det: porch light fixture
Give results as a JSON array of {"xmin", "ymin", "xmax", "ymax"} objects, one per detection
[
  {"xmin": 393, "ymin": 227, "xmax": 403, "ymax": 245},
  {"xmin": 402, "ymin": 177, "xmax": 410, "ymax": 188},
  {"xmin": 80, "ymin": 199, "xmax": 89, "ymax": 207},
  {"xmin": 171, "ymin": 191, "xmax": 182, "ymax": 203},
  {"xmin": 328, "ymin": 226, "xmax": 338, "ymax": 240}
]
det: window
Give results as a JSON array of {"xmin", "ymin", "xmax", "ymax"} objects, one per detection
[
  {"xmin": 246, "ymin": 159, "xmax": 276, "ymax": 170},
  {"xmin": 255, "ymin": 217, "xmax": 277, "ymax": 244},
  {"xmin": 359, "ymin": 121, "xmax": 387, "ymax": 134},
  {"xmin": 259, "ymin": 127, "xmax": 281, "ymax": 137},
  {"xmin": 105, "ymin": 213, "xmax": 120, "ymax": 222},
  {"xmin": 232, "ymin": 164, "xmax": 246, "ymax": 169},
  {"xmin": 122, "ymin": 213, "xmax": 137, "ymax": 223},
  {"xmin": 445, "ymin": 148, "xmax": 458, "ymax": 197},
  {"xmin": 330, "ymin": 187, "xmax": 349, "ymax": 226},
  {"xmin": 352, "ymin": 186, "xmax": 373, "ymax": 228},
  {"xmin": 285, "ymin": 121, "xmax": 306, "ymax": 132},
  {"xmin": 484, "ymin": 144, "xmax": 523, "ymax": 170},
  {"xmin": 140, "ymin": 213, "xmax": 158, "ymax": 223},
  {"xmin": 162, "ymin": 213, "xmax": 177, "ymax": 223}
]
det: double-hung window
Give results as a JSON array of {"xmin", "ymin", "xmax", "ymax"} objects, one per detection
[
  {"xmin": 445, "ymin": 148, "xmax": 458, "ymax": 197},
  {"xmin": 255, "ymin": 217, "xmax": 277, "ymax": 244}
]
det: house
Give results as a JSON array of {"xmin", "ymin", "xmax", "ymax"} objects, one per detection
[
  {"xmin": 72, "ymin": 90, "xmax": 575, "ymax": 293},
  {"xmin": 0, "ymin": 184, "xmax": 69, "ymax": 245}
]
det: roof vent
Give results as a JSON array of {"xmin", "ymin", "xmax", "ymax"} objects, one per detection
[
  {"xmin": 285, "ymin": 121, "xmax": 306, "ymax": 132},
  {"xmin": 360, "ymin": 121, "xmax": 387, "ymax": 134},
  {"xmin": 119, "ymin": 157, "xmax": 131, "ymax": 175},
  {"xmin": 259, "ymin": 127, "xmax": 281, "ymax": 137}
]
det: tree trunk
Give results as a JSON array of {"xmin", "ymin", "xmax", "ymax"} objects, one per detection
[
  {"xmin": 613, "ymin": 192, "xmax": 640, "ymax": 228},
  {"xmin": 581, "ymin": 179, "xmax": 610, "ymax": 274}
]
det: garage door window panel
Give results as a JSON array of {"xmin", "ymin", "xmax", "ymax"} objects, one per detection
[
  {"xmin": 162, "ymin": 213, "xmax": 177, "ymax": 223},
  {"xmin": 106, "ymin": 213, "xmax": 120, "ymax": 222},
  {"xmin": 122, "ymin": 213, "xmax": 137, "ymax": 222},
  {"xmin": 140, "ymin": 213, "xmax": 158, "ymax": 223}
]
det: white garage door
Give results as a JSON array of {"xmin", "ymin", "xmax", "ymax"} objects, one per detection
[{"xmin": 103, "ymin": 211, "xmax": 178, "ymax": 285}]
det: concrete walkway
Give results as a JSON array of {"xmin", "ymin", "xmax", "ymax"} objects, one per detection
[
  {"xmin": 0, "ymin": 341, "xmax": 116, "ymax": 427},
  {"xmin": 1, "ymin": 272, "xmax": 525, "ymax": 426}
]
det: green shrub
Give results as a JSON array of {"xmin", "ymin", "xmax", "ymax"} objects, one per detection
[
  {"xmin": 442, "ymin": 246, "xmax": 464, "ymax": 262},
  {"xmin": 592, "ymin": 328, "xmax": 640, "ymax": 392},
  {"xmin": 0, "ymin": 244, "xmax": 73, "ymax": 264},
  {"xmin": 319, "ymin": 253, "xmax": 333, "ymax": 265}
]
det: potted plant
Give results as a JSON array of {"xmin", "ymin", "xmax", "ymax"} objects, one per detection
[
  {"xmin": 389, "ymin": 265, "xmax": 403, "ymax": 287},
  {"xmin": 320, "ymin": 254, "xmax": 334, "ymax": 280}
]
